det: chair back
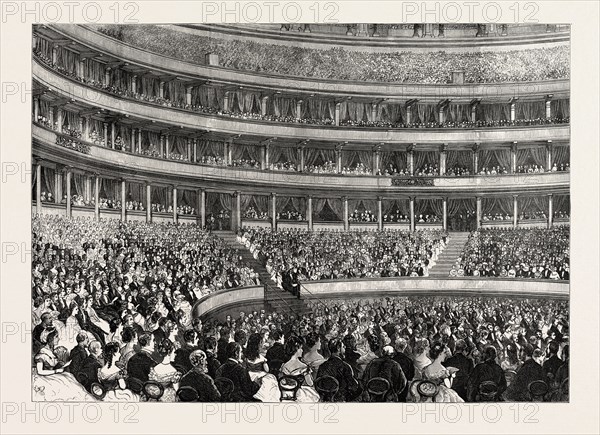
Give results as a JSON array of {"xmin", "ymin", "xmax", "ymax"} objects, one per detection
[
  {"xmin": 89, "ymin": 382, "xmax": 107, "ymax": 400},
  {"xmin": 143, "ymin": 381, "xmax": 165, "ymax": 401},
  {"xmin": 478, "ymin": 381, "xmax": 499, "ymax": 402},
  {"xmin": 528, "ymin": 380, "xmax": 549, "ymax": 402},
  {"xmin": 214, "ymin": 377, "xmax": 235, "ymax": 402},
  {"xmin": 126, "ymin": 377, "xmax": 144, "ymax": 394},
  {"xmin": 278, "ymin": 375, "xmax": 302, "ymax": 401},
  {"xmin": 366, "ymin": 377, "xmax": 390, "ymax": 402},
  {"xmin": 415, "ymin": 380, "xmax": 439, "ymax": 402},
  {"xmin": 315, "ymin": 376, "xmax": 339, "ymax": 402},
  {"xmin": 176, "ymin": 386, "xmax": 199, "ymax": 402}
]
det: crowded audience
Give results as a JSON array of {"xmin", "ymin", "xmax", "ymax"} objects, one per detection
[
  {"xmin": 33, "ymin": 286, "xmax": 569, "ymax": 403},
  {"xmin": 453, "ymin": 227, "xmax": 569, "ymax": 279},
  {"xmin": 34, "ymin": 47, "xmax": 569, "ymax": 131},
  {"xmin": 239, "ymin": 228, "xmax": 448, "ymax": 284},
  {"xmin": 95, "ymin": 25, "xmax": 570, "ymax": 84}
]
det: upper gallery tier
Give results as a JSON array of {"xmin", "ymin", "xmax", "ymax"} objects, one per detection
[{"xmin": 36, "ymin": 24, "xmax": 569, "ymax": 100}]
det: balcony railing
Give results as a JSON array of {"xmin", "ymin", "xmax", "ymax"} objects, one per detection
[{"xmin": 33, "ymin": 123, "xmax": 570, "ymax": 196}]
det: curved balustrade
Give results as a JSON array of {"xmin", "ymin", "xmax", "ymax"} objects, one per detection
[
  {"xmin": 191, "ymin": 24, "xmax": 570, "ymax": 50},
  {"xmin": 33, "ymin": 123, "xmax": 569, "ymax": 197},
  {"xmin": 300, "ymin": 277, "xmax": 569, "ymax": 299},
  {"xmin": 46, "ymin": 24, "xmax": 570, "ymax": 100},
  {"xmin": 189, "ymin": 278, "xmax": 567, "ymax": 321},
  {"xmin": 192, "ymin": 285, "xmax": 265, "ymax": 319},
  {"xmin": 198, "ymin": 23, "xmax": 569, "ymax": 51},
  {"xmin": 34, "ymin": 60, "xmax": 570, "ymax": 145}
]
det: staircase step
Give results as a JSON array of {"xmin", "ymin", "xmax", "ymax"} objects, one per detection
[{"xmin": 214, "ymin": 230, "xmax": 310, "ymax": 316}]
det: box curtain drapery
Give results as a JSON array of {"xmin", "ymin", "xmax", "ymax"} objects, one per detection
[
  {"xmin": 516, "ymin": 147, "xmax": 547, "ymax": 167},
  {"xmin": 151, "ymin": 186, "xmax": 168, "ymax": 207},
  {"xmin": 84, "ymin": 59, "xmax": 105, "ymax": 84},
  {"xmin": 126, "ymin": 182, "xmax": 145, "ymax": 203},
  {"xmin": 348, "ymin": 199, "xmax": 378, "ymax": 214},
  {"xmin": 164, "ymin": 81, "xmax": 186, "ymax": 105},
  {"xmin": 477, "ymin": 103, "xmax": 511, "ymax": 123},
  {"xmin": 553, "ymin": 194, "xmax": 570, "ymax": 214},
  {"xmin": 341, "ymin": 150, "xmax": 373, "ymax": 169},
  {"xmin": 55, "ymin": 46, "xmax": 79, "ymax": 75},
  {"xmin": 447, "ymin": 104, "xmax": 471, "ymax": 123},
  {"xmin": 552, "ymin": 145, "xmax": 570, "ymax": 165},
  {"xmin": 550, "ymin": 99, "xmax": 570, "ymax": 119},
  {"xmin": 383, "ymin": 199, "xmax": 410, "ymax": 216},
  {"xmin": 381, "ymin": 151, "xmax": 407, "ymax": 170},
  {"xmin": 414, "ymin": 151, "xmax": 438, "ymax": 170},
  {"xmin": 519, "ymin": 196, "xmax": 548, "ymax": 214},
  {"xmin": 304, "ymin": 148, "xmax": 336, "ymax": 167},
  {"xmin": 312, "ymin": 198, "xmax": 343, "ymax": 221},
  {"xmin": 231, "ymin": 144, "xmax": 260, "ymax": 162},
  {"xmin": 448, "ymin": 198, "xmax": 476, "ymax": 216},
  {"xmin": 479, "ymin": 149, "xmax": 512, "ymax": 170},
  {"xmin": 446, "ymin": 150, "xmax": 473, "ymax": 170},
  {"xmin": 482, "ymin": 197, "xmax": 513, "ymax": 215},
  {"xmin": 42, "ymin": 167, "xmax": 55, "ymax": 195},
  {"xmin": 100, "ymin": 179, "xmax": 118, "ymax": 200},
  {"xmin": 195, "ymin": 139, "xmax": 224, "ymax": 159},
  {"xmin": 176, "ymin": 189, "xmax": 195, "ymax": 208},
  {"xmin": 415, "ymin": 198, "xmax": 443, "ymax": 217},
  {"xmin": 516, "ymin": 101, "xmax": 545, "ymax": 120}
]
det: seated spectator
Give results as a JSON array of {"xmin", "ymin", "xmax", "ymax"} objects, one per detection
[
  {"xmin": 466, "ymin": 346, "xmax": 507, "ymax": 402},
  {"xmin": 179, "ymin": 350, "xmax": 222, "ymax": 401},
  {"xmin": 316, "ymin": 338, "xmax": 361, "ymax": 402}
]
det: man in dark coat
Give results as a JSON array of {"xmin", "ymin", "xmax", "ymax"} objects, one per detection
[
  {"xmin": 542, "ymin": 341, "xmax": 563, "ymax": 382},
  {"xmin": 467, "ymin": 346, "xmax": 507, "ymax": 402},
  {"xmin": 443, "ymin": 339, "xmax": 474, "ymax": 401},
  {"xmin": 363, "ymin": 346, "xmax": 407, "ymax": 402},
  {"xmin": 179, "ymin": 350, "xmax": 221, "ymax": 402},
  {"xmin": 126, "ymin": 333, "xmax": 157, "ymax": 382},
  {"xmin": 316, "ymin": 339, "xmax": 361, "ymax": 402},
  {"xmin": 508, "ymin": 345, "xmax": 547, "ymax": 401},
  {"xmin": 265, "ymin": 330, "xmax": 286, "ymax": 374},
  {"xmin": 392, "ymin": 337, "xmax": 414, "ymax": 402},
  {"xmin": 217, "ymin": 326, "xmax": 232, "ymax": 365},
  {"xmin": 203, "ymin": 336, "xmax": 222, "ymax": 379},
  {"xmin": 215, "ymin": 342, "xmax": 259, "ymax": 401},
  {"xmin": 68, "ymin": 332, "xmax": 89, "ymax": 376},
  {"xmin": 77, "ymin": 340, "xmax": 103, "ymax": 391},
  {"xmin": 173, "ymin": 329, "xmax": 200, "ymax": 374}
]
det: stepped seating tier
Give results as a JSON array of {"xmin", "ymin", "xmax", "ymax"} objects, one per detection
[
  {"xmin": 213, "ymin": 231, "xmax": 311, "ymax": 316},
  {"xmin": 428, "ymin": 232, "xmax": 471, "ymax": 278}
]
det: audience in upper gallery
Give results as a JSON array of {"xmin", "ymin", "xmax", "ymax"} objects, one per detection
[
  {"xmin": 479, "ymin": 166, "xmax": 509, "ymax": 175},
  {"xmin": 269, "ymin": 161, "xmax": 298, "ymax": 172},
  {"xmin": 93, "ymin": 26, "xmax": 570, "ymax": 84},
  {"xmin": 243, "ymin": 207, "xmax": 269, "ymax": 221},
  {"xmin": 416, "ymin": 164, "xmax": 439, "ymax": 177},
  {"xmin": 239, "ymin": 228, "xmax": 448, "ymax": 285},
  {"xmin": 349, "ymin": 210, "xmax": 377, "ymax": 223},
  {"xmin": 454, "ymin": 227, "xmax": 569, "ymax": 280},
  {"xmin": 230, "ymin": 158, "xmax": 260, "ymax": 169},
  {"xmin": 276, "ymin": 211, "xmax": 304, "ymax": 221},
  {"xmin": 306, "ymin": 161, "xmax": 338, "ymax": 174},
  {"xmin": 34, "ymin": 46, "xmax": 569, "ymax": 131},
  {"xmin": 446, "ymin": 166, "xmax": 471, "ymax": 176},
  {"xmin": 482, "ymin": 213, "xmax": 513, "ymax": 222},
  {"xmin": 383, "ymin": 210, "xmax": 410, "ymax": 223}
]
